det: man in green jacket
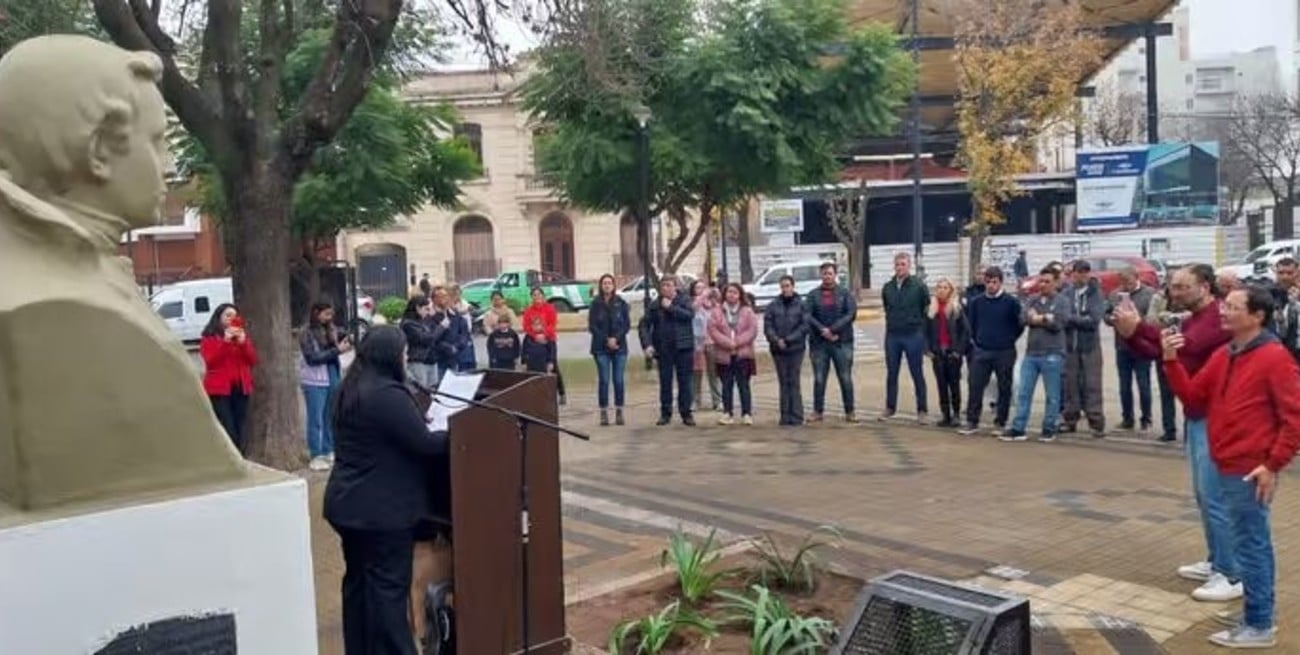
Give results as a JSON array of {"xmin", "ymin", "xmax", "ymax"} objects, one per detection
[{"xmin": 881, "ymin": 251, "xmax": 930, "ymax": 423}]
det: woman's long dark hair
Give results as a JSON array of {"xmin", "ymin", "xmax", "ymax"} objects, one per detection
[
  {"xmin": 402, "ymin": 296, "xmax": 430, "ymax": 322},
  {"xmin": 201, "ymin": 303, "xmax": 237, "ymax": 338},
  {"xmin": 332, "ymin": 325, "xmax": 409, "ymax": 421},
  {"xmin": 307, "ymin": 301, "xmax": 336, "ymax": 345},
  {"xmin": 597, "ymin": 274, "xmax": 617, "ymax": 301}
]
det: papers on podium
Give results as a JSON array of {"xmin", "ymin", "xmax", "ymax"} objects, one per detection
[{"xmin": 426, "ymin": 371, "xmax": 485, "ymax": 432}]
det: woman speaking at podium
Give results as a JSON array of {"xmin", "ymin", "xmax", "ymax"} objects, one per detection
[{"xmin": 324, "ymin": 325, "xmax": 450, "ymax": 655}]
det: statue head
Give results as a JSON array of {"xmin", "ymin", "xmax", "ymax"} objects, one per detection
[{"xmin": 0, "ymin": 36, "xmax": 168, "ymax": 229}]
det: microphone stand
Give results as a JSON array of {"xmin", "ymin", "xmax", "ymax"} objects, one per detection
[{"xmin": 411, "ymin": 376, "xmax": 589, "ymax": 655}]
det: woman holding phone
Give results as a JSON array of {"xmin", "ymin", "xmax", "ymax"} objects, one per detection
[
  {"xmin": 200, "ymin": 303, "xmax": 258, "ymax": 454},
  {"xmin": 300, "ymin": 301, "xmax": 351, "ymax": 471}
]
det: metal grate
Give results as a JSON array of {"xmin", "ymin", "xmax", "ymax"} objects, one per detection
[
  {"xmin": 985, "ymin": 614, "xmax": 1027, "ymax": 654},
  {"xmin": 884, "ymin": 573, "xmax": 1008, "ymax": 608},
  {"xmin": 840, "ymin": 596, "xmax": 971, "ymax": 654}
]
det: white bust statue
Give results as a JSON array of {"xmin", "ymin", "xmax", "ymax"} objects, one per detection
[{"xmin": 0, "ymin": 36, "xmax": 245, "ymax": 512}]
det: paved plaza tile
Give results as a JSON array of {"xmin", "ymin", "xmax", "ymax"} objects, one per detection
[{"xmin": 307, "ymin": 342, "xmax": 1300, "ymax": 653}]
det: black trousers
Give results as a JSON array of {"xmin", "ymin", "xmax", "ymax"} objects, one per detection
[
  {"xmin": 656, "ymin": 348, "xmax": 695, "ymax": 420},
  {"xmin": 773, "ymin": 350, "xmax": 805, "ymax": 425},
  {"xmin": 965, "ymin": 347, "xmax": 1015, "ymax": 427},
  {"xmin": 209, "ymin": 390, "xmax": 249, "ymax": 455},
  {"xmin": 336, "ymin": 526, "xmax": 418, "ymax": 655},
  {"xmin": 930, "ymin": 352, "xmax": 963, "ymax": 420}
]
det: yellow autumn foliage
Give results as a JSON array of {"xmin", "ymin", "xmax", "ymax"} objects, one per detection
[{"xmin": 952, "ymin": 0, "xmax": 1104, "ymax": 227}]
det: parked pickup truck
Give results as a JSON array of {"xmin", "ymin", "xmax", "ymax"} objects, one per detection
[{"xmin": 462, "ymin": 269, "xmax": 593, "ymax": 316}]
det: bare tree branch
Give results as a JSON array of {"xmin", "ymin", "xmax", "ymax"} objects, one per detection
[
  {"xmin": 91, "ymin": 0, "xmax": 226, "ymax": 161},
  {"xmin": 254, "ymin": 0, "xmax": 290, "ymax": 158},
  {"xmin": 202, "ymin": 0, "xmax": 252, "ymax": 151},
  {"xmin": 279, "ymin": 0, "xmax": 402, "ymax": 175}
]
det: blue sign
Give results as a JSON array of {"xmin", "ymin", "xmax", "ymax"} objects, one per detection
[{"xmin": 1075, "ymin": 143, "xmax": 1220, "ymax": 231}]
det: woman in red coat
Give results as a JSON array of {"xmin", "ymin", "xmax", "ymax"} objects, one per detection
[
  {"xmin": 199, "ymin": 303, "xmax": 258, "ymax": 454},
  {"xmin": 521, "ymin": 286, "xmax": 566, "ymax": 404}
]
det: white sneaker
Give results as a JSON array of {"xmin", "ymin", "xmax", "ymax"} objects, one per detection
[
  {"xmin": 309, "ymin": 456, "xmax": 331, "ymax": 472},
  {"xmin": 326, "ymin": 452, "xmax": 336, "ymax": 465},
  {"xmin": 1177, "ymin": 560, "xmax": 1213, "ymax": 582},
  {"xmin": 1208, "ymin": 625, "xmax": 1277, "ymax": 648},
  {"xmin": 741, "ymin": 414, "xmax": 754, "ymax": 425},
  {"xmin": 717, "ymin": 414, "xmax": 734, "ymax": 426},
  {"xmin": 1192, "ymin": 573, "xmax": 1243, "ymax": 602}
]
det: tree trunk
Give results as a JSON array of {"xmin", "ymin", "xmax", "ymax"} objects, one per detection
[
  {"xmin": 1275, "ymin": 200, "xmax": 1295, "ymax": 241},
  {"xmin": 967, "ymin": 222, "xmax": 988, "ymax": 285},
  {"xmin": 737, "ymin": 202, "xmax": 754, "ymax": 283},
  {"xmin": 229, "ymin": 168, "xmax": 304, "ymax": 470}
]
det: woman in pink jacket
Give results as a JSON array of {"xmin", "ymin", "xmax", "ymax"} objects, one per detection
[{"xmin": 708, "ymin": 282, "xmax": 759, "ymax": 425}]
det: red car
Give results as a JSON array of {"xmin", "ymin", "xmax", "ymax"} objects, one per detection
[{"xmin": 1019, "ymin": 255, "xmax": 1160, "ymax": 297}]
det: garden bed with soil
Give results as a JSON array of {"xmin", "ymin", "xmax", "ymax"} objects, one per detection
[{"xmin": 567, "ymin": 552, "xmax": 865, "ymax": 653}]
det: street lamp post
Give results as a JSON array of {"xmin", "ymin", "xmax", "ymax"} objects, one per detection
[
  {"xmin": 633, "ymin": 104, "xmax": 653, "ymax": 309},
  {"xmin": 908, "ymin": 0, "xmax": 924, "ymax": 276},
  {"xmin": 633, "ymin": 104, "xmax": 653, "ymax": 371}
]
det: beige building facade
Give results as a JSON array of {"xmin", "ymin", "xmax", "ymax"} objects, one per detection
[{"xmin": 339, "ymin": 66, "xmax": 702, "ymax": 295}]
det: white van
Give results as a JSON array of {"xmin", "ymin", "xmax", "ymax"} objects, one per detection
[
  {"xmin": 150, "ymin": 278, "xmax": 234, "ymax": 345},
  {"xmin": 1219, "ymin": 239, "xmax": 1300, "ymax": 282},
  {"xmin": 150, "ymin": 277, "xmax": 377, "ymax": 345},
  {"xmin": 744, "ymin": 260, "xmax": 844, "ymax": 309}
]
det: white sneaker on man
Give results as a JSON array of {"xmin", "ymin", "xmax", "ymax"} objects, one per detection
[
  {"xmin": 309, "ymin": 456, "xmax": 332, "ymax": 472},
  {"xmin": 1177, "ymin": 560, "xmax": 1213, "ymax": 582},
  {"xmin": 1191, "ymin": 573, "xmax": 1243, "ymax": 602},
  {"xmin": 1208, "ymin": 625, "xmax": 1277, "ymax": 649},
  {"xmin": 717, "ymin": 414, "xmax": 735, "ymax": 426}
]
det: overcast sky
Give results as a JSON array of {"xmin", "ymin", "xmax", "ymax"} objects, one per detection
[{"xmin": 441, "ymin": 0, "xmax": 1300, "ymax": 83}]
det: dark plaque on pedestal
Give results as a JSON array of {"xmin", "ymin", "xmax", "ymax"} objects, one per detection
[{"xmin": 95, "ymin": 613, "xmax": 237, "ymax": 655}]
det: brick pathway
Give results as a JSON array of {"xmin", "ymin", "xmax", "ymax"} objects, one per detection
[{"xmin": 308, "ymin": 334, "xmax": 1300, "ymax": 654}]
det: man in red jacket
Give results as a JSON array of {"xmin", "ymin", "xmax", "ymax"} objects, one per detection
[
  {"xmin": 1113, "ymin": 264, "xmax": 1238, "ymax": 602},
  {"xmin": 1162, "ymin": 285, "xmax": 1300, "ymax": 649}
]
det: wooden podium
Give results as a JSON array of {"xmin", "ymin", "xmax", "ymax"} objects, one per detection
[{"xmin": 447, "ymin": 370, "xmax": 569, "ymax": 654}]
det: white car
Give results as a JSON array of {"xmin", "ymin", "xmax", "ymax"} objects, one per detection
[
  {"xmin": 151, "ymin": 277, "xmax": 374, "ymax": 345},
  {"xmin": 1218, "ymin": 239, "xmax": 1300, "ymax": 283},
  {"xmin": 616, "ymin": 273, "xmax": 697, "ymax": 306},
  {"xmin": 744, "ymin": 260, "xmax": 843, "ymax": 309}
]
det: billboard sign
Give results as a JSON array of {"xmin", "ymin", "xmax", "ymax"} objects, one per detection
[
  {"xmin": 1076, "ymin": 142, "xmax": 1220, "ymax": 231},
  {"xmin": 760, "ymin": 199, "xmax": 805, "ymax": 234}
]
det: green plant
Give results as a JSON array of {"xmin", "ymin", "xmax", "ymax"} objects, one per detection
[
  {"xmin": 749, "ymin": 526, "xmax": 841, "ymax": 592},
  {"xmin": 718, "ymin": 585, "xmax": 836, "ymax": 654},
  {"xmin": 607, "ymin": 600, "xmax": 719, "ymax": 654},
  {"xmin": 377, "ymin": 296, "xmax": 408, "ymax": 323},
  {"xmin": 660, "ymin": 527, "xmax": 732, "ymax": 603}
]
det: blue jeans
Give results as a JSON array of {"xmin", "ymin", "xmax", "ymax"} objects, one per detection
[
  {"xmin": 1115, "ymin": 348, "xmax": 1153, "ymax": 425},
  {"xmin": 594, "ymin": 351, "xmax": 627, "ymax": 408},
  {"xmin": 810, "ymin": 341, "xmax": 854, "ymax": 414},
  {"xmin": 1219, "ymin": 471, "xmax": 1274, "ymax": 629},
  {"xmin": 1010, "ymin": 353, "xmax": 1063, "ymax": 433},
  {"xmin": 884, "ymin": 330, "xmax": 928, "ymax": 413},
  {"xmin": 1188, "ymin": 419, "xmax": 1239, "ymax": 580},
  {"xmin": 302, "ymin": 385, "xmax": 335, "ymax": 458}
]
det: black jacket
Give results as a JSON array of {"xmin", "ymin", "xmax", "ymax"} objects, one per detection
[
  {"xmin": 426, "ymin": 310, "xmax": 459, "ymax": 367},
  {"xmin": 400, "ymin": 317, "xmax": 438, "ymax": 364},
  {"xmin": 323, "ymin": 374, "xmax": 448, "ymax": 531},
  {"xmin": 588, "ymin": 295, "xmax": 631, "ymax": 355},
  {"xmin": 638, "ymin": 293, "xmax": 695, "ymax": 353},
  {"xmin": 763, "ymin": 293, "xmax": 809, "ymax": 354},
  {"xmin": 522, "ymin": 337, "xmax": 557, "ymax": 372},
  {"xmin": 882, "ymin": 275, "xmax": 930, "ymax": 334},
  {"xmin": 925, "ymin": 305, "xmax": 971, "ymax": 356}
]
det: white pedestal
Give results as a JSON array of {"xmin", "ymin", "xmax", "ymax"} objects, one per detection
[{"xmin": 0, "ymin": 476, "xmax": 318, "ymax": 654}]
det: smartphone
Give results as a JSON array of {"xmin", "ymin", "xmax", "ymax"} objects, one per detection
[
  {"xmin": 230, "ymin": 316, "xmax": 245, "ymax": 329},
  {"xmin": 1117, "ymin": 292, "xmax": 1130, "ymax": 304}
]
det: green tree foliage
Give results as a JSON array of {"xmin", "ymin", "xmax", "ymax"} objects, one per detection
[
  {"xmin": 178, "ymin": 28, "xmax": 480, "ymax": 251},
  {"xmin": 0, "ymin": 0, "xmax": 103, "ymax": 54},
  {"xmin": 524, "ymin": 0, "xmax": 913, "ymax": 272}
]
